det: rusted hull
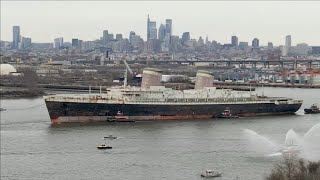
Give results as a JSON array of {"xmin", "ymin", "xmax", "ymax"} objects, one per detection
[{"xmin": 45, "ymin": 101, "xmax": 302, "ymax": 124}]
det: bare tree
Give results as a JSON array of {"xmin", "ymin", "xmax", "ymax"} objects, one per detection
[{"xmin": 266, "ymin": 155, "xmax": 320, "ymax": 180}]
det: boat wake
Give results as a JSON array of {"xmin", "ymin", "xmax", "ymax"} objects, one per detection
[{"xmin": 294, "ymin": 109, "xmax": 305, "ymax": 116}]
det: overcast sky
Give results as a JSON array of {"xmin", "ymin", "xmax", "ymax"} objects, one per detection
[{"xmin": 1, "ymin": 1, "xmax": 320, "ymax": 46}]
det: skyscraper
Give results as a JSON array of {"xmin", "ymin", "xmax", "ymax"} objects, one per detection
[
  {"xmin": 164, "ymin": 19, "xmax": 172, "ymax": 50},
  {"xmin": 116, "ymin": 34, "xmax": 123, "ymax": 41},
  {"xmin": 12, "ymin": 26, "xmax": 20, "ymax": 49},
  {"xmin": 158, "ymin": 24, "xmax": 166, "ymax": 41},
  {"xmin": 285, "ymin": 35, "xmax": 291, "ymax": 47},
  {"xmin": 231, "ymin": 36, "xmax": 238, "ymax": 47},
  {"xmin": 103, "ymin": 30, "xmax": 109, "ymax": 44},
  {"xmin": 182, "ymin": 32, "xmax": 190, "ymax": 45},
  {"xmin": 53, "ymin": 37, "xmax": 64, "ymax": 49},
  {"xmin": 72, "ymin": 38, "xmax": 79, "ymax": 48},
  {"xmin": 252, "ymin": 38, "xmax": 259, "ymax": 48},
  {"xmin": 268, "ymin": 42, "xmax": 273, "ymax": 49},
  {"xmin": 147, "ymin": 15, "xmax": 150, "ymax": 40},
  {"xmin": 165, "ymin": 19, "xmax": 172, "ymax": 35},
  {"xmin": 147, "ymin": 15, "xmax": 157, "ymax": 40},
  {"xmin": 20, "ymin": 37, "xmax": 32, "ymax": 49},
  {"xmin": 129, "ymin": 31, "xmax": 136, "ymax": 43},
  {"xmin": 149, "ymin": 21, "xmax": 157, "ymax": 39},
  {"xmin": 282, "ymin": 35, "xmax": 292, "ymax": 56}
]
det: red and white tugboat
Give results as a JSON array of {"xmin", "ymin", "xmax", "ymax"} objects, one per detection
[{"xmin": 217, "ymin": 108, "xmax": 239, "ymax": 118}]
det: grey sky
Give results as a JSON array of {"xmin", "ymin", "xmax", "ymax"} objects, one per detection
[{"xmin": 1, "ymin": 1, "xmax": 320, "ymax": 46}]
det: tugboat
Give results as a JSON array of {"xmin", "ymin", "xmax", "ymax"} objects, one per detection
[
  {"xmin": 112, "ymin": 111, "xmax": 130, "ymax": 121},
  {"xmin": 304, "ymin": 104, "xmax": 320, "ymax": 114},
  {"xmin": 201, "ymin": 169, "xmax": 222, "ymax": 178},
  {"xmin": 217, "ymin": 108, "xmax": 239, "ymax": 118}
]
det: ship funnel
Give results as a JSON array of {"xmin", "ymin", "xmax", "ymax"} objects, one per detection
[
  {"xmin": 195, "ymin": 70, "xmax": 214, "ymax": 89},
  {"xmin": 141, "ymin": 68, "xmax": 163, "ymax": 89}
]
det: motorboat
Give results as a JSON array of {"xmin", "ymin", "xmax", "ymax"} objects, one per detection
[
  {"xmin": 217, "ymin": 108, "xmax": 239, "ymax": 118},
  {"xmin": 104, "ymin": 135, "xmax": 118, "ymax": 140},
  {"xmin": 97, "ymin": 144, "xmax": 112, "ymax": 149},
  {"xmin": 304, "ymin": 104, "xmax": 320, "ymax": 114},
  {"xmin": 201, "ymin": 169, "xmax": 222, "ymax": 178}
]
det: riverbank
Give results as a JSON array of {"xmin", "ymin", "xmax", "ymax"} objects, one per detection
[{"xmin": 0, "ymin": 87, "xmax": 45, "ymax": 99}]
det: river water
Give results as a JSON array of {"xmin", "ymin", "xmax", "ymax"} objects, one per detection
[{"xmin": 1, "ymin": 87, "xmax": 319, "ymax": 180}]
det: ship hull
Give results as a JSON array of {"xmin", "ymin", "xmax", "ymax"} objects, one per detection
[{"xmin": 45, "ymin": 101, "xmax": 302, "ymax": 124}]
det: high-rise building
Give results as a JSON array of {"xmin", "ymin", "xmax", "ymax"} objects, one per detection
[
  {"xmin": 158, "ymin": 24, "xmax": 166, "ymax": 41},
  {"xmin": 205, "ymin": 36, "xmax": 209, "ymax": 45},
  {"xmin": 282, "ymin": 35, "xmax": 292, "ymax": 56},
  {"xmin": 252, "ymin": 38, "xmax": 259, "ymax": 48},
  {"xmin": 285, "ymin": 35, "xmax": 291, "ymax": 47},
  {"xmin": 53, "ymin": 37, "xmax": 64, "ymax": 49},
  {"xmin": 239, "ymin": 42, "xmax": 249, "ymax": 50},
  {"xmin": 147, "ymin": 15, "xmax": 157, "ymax": 40},
  {"xmin": 170, "ymin": 35, "xmax": 179, "ymax": 52},
  {"xmin": 21, "ymin": 37, "xmax": 32, "ymax": 49},
  {"xmin": 296, "ymin": 43, "xmax": 309, "ymax": 55},
  {"xmin": 268, "ymin": 42, "xmax": 273, "ymax": 49},
  {"xmin": 147, "ymin": 15, "xmax": 150, "ymax": 40},
  {"xmin": 149, "ymin": 21, "xmax": 157, "ymax": 39},
  {"xmin": 231, "ymin": 36, "xmax": 238, "ymax": 47},
  {"xmin": 103, "ymin": 30, "xmax": 109, "ymax": 44},
  {"xmin": 12, "ymin": 26, "xmax": 20, "ymax": 49},
  {"xmin": 72, "ymin": 38, "xmax": 79, "ymax": 48},
  {"xmin": 182, "ymin": 32, "xmax": 190, "ymax": 45},
  {"xmin": 311, "ymin": 46, "xmax": 320, "ymax": 55},
  {"xmin": 198, "ymin": 36, "xmax": 204, "ymax": 45},
  {"xmin": 165, "ymin": 19, "xmax": 172, "ymax": 35},
  {"xmin": 129, "ymin": 31, "xmax": 136, "ymax": 43},
  {"xmin": 147, "ymin": 39, "xmax": 161, "ymax": 53},
  {"xmin": 116, "ymin": 34, "xmax": 123, "ymax": 41}
]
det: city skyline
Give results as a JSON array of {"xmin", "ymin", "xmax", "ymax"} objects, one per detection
[{"xmin": 1, "ymin": 1, "xmax": 320, "ymax": 45}]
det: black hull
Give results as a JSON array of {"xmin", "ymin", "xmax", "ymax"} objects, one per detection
[
  {"xmin": 45, "ymin": 101, "xmax": 302, "ymax": 124},
  {"xmin": 304, "ymin": 109, "xmax": 320, "ymax": 114}
]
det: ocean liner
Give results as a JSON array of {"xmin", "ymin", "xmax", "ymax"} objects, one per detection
[{"xmin": 44, "ymin": 68, "xmax": 303, "ymax": 124}]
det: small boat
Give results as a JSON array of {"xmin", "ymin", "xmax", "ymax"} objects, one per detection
[
  {"xmin": 304, "ymin": 104, "xmax": 320, "ymax": 114},
  {"xmin": 201, "ymin": 169, "xmax": 222, "ymax": 178},
  {"xmin": 0, "ymin": 108, "xmax": 6, "ymax": 111},
  {"xmin": 217, "ymin": 108, "xmax": 239, "ymax": 118},
  {"xmin": 97, "ymin": 144, "xmax": 112, "ymax": 149},
  {"xmin": 112, "ymin": 111, "xmax": 129, "ymax": 121},
  {"xmin": 104, "ymin": 135, "xmax": 118, "ymax": 140}
]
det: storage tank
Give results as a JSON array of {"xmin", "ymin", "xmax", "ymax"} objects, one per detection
[
  {"xmin": 195, "ymin": 70, "xmax": 214, "ymax": 89},
  {"xmin": 141, "ymin": 68, "xmax": 163, "ymax": 89},
  {"xmin": 0, "ymin": 64, "xmax": 17, "ymax": 76}
]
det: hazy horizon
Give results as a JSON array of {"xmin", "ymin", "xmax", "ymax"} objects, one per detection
[{"xmin": 1, "ymin": 1, "xmax": 320, "ymax": 46}]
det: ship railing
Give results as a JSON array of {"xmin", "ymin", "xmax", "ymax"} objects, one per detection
[{"xmin": 127, "ymin": 98, "xmax": 271, "ymax": 104}]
